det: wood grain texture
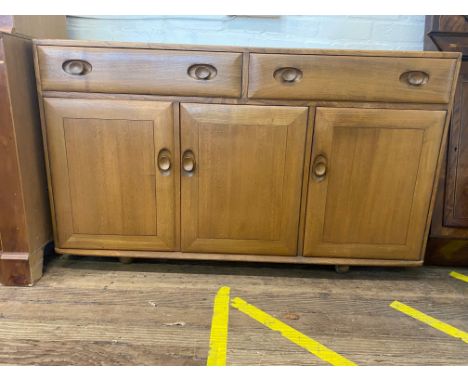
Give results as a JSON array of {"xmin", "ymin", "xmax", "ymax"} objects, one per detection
[
  {"xmin": 180, "ymin": 103, "xmax": 307, "ymax": 255},
  {"xmin": 64, "ymin": 119, "xmax": 157, "ymax": 236},
  {"xmin": 0, "ymin": 253, "xmax": 32, "ymax": 286},
  {"xmin": 425, "ymin": 238, "xmax": 468, "ymax": 266},
  {"xmin": 0, "ymin": 37, "xmax": 29, "ymax": 253},
  {"xmin": 43, "ymin": 98, "xmax": 176, "ymax": 251},
  {"xmin": 0, "ymin": 33, "xmax": 52, "ymax": 285},
  {"xmin": 0, "ymin": 255, "xmax": 466, "ymax": 365},
  {"xmin": 33, "ymin": 41, "xmax": 461, "ymax": 266},
  {"xmin": 438, "ymin": 16, "xmax": 468, "ymax": 33},
  {"xmin": 444, "ymin": 61, "xmax": 468, "ymax": 228},
  {"xmin": 425, "ymin": 18, "xmax": 468, "ymax": 245},
  {"xmin": 54, "ymin": 247, "xmax": 422, "ymax": 267},
  {"xmin": 426, "ymin": 16, "xmax": 467, "ymax": 53},
  {"xmin": 39, "ymin": 91, "xmax": 453, "ymax": 110},
  {"xmin": 303, "ymin": 108, "xmax": 446, "ymax": 260},
  {"xmin": 2, "ymin": 34, "xmax": 52, "ymax": 258},
  {"xmin": 37, "ymin": 46, "xmax": 243, "ymax": 98},
  {"xmin": 296, "ymin": 109, "xmax": 316, "ymax": 256},
  {"xmin": 248, "ymin": 53, "xmax": 456, "ymax": 103},
  {"xmin": 33, "ymin": 39, "xmax": 461, "ymax": 58}
]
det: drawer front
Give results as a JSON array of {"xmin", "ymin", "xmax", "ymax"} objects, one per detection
[
  {"xmin": 37, "ymin": 46, "xmax": 243, "ymax": 97},
  {"xmin": 248, "ymin": 53, "xmax": 457, "ymax": 103}
]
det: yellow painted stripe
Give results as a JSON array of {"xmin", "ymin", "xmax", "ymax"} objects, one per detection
[
  {"xmin": 231, "ymin": 297, "xmax": 357, "ymax": 366},
  {"xmin": 207, "ymin": 286, "xmax": 231, "ymax": 366},
  {"xmin": 390, "ymin": 301, "xmax": 468, "ymax": 344},
  {"xmin": 450, "ymin": 271, "xmax": 468, "ymax": 283}
]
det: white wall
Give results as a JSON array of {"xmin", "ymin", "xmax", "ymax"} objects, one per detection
[{"xmin": 67, "ymin": 15, "xmax": 426, "ymax": 51}]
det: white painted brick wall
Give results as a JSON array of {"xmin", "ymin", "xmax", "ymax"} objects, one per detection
[{"xmin": 67, "ymin": 15, "xmax": 425, "ymax": 51}]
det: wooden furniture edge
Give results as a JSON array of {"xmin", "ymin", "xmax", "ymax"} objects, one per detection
[
  {"xmin": 296, "ymin": 108, "xmax": 315, "ymax": 256},
  {"xmin": 54, "ymin": 247, "xmax": 423, "ymax": 267},
  {"xmin": 33, "ymin": 40, "xmax": 60, "ymax": 247},
  {"xmin": 421, "ymin": 54, "xmax": 463, "ymax": 261},
  {"xmin": 38, "ymin": 92, "xmax": 452, "ymax": 110},
  {"xmin": 0, "ymin": 33, "xmax": 52, "ymax": 286},
  {"xmin": 428, "ymin": 77, "xmax": 468, "ymax": 239},
  {"xmin": 0, "ymin": 246, "xmax": 44, "ymax": 286},
  {"xmin": 32, "ymin": 38, "xmax": 461, "ymax": 59},
  {"xmin": 0, "ymin": 33, "xmax": 29, "ymax": 253},
  {"xmin": 33, "ymin": 40, "xmax": 461, "ymax": 269}
]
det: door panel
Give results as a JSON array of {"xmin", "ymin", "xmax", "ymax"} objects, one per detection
[
  {"xmin": 44, "ymin": 98, "xmax": 176, "ymax": 250},
  {"xmin": 304, "ymin": 107, "xmax": 446, "ymax": 260},
  {"xmin": 181, "ymin": 103, "xmax": 308, "ymax": 255},
  {"xmin": 64, "ymin": 118, "xmax": 157, "ymax": 236},
  {"xmin": 444, "ymin": 61, "xmax": 468, "ymax": 227}
]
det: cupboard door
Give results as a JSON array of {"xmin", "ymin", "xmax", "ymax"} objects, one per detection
[
  {"xmin": 44, "ymin": 98, "xmax": 176, "ymax": 250},
  {"xmin": 181, "ymin": 103, "xmax": 308, "ymax": 255},
  {"xmin": 444, "ymin": 61, "xmax": 468, "ymax": 228},
  {"xmin": 304, "ymin": 107, "xmax": 446, "ymax": 260}
]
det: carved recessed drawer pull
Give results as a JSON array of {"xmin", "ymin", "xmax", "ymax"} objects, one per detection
[
  {"xmin": 157, "ymin": 149, "xmax": 172, "ymax": 173},
  {"xmin": 274, "ymin": 67, "xmax": 303, "ymax": 84},
  {"xmin": 188, "ymin": 64, "xmax": 217, "ymax": 80},
  {"xmin": 62, "ymin": 60, "xmax": 92, "ymax": 76},
  {"xmin": 400, "ymin": 71, "xmax": 429, "ymax": 87}
]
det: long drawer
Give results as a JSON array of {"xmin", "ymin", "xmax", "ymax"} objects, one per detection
[
  {"xmin": 248, "ymin": 53, "xmax": 457, "ymax": 103},
  {"xmin": 37, "ymin": 46, "xmax": 243, "ymax": 97}
]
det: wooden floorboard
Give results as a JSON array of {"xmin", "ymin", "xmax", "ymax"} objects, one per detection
[{"xmin": 0, "ymin": 255, "xmax": 467, "ymax": 365}]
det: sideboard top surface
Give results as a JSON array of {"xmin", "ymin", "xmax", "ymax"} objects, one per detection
[{"xmin": 33, "ymin": 38, "xmax": 462, "ymax": 59}]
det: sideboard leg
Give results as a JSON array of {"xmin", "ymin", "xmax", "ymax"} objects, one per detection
[
  {"xmin": 335, "ymin": 265, "xmax": 350, "ymax": 273},
  {"xmin": 119, "ymin": 257, "xmax": 133, "ymax": 264}
]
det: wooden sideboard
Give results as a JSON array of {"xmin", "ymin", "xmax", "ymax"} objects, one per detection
[
  {"xmin": 33, "ymin": 39, "xmax": 461, "ymax": 270},
  {"xmin": 424, "ymin": 16, "xmax": 468, "ymax": 265}
]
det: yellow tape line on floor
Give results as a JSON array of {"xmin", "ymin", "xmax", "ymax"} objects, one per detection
[
  {"xmin": 450, "ymin": 271, "xmax": 468, "ymax": 283},
  {"xmin": 207, "ymin": 286, "xmax": 231, "ymax": 366},
  {"xmin": 390, "ymin": 301, "xmax": 468, "ymax": 344},
  {"xmin": 231, "ymin": 297, "xmax": 357, "ymax": 366}
]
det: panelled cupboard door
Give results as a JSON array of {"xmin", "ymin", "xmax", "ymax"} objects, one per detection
[
  {"xmin": 43, "ymin": 98, "xmax": 176, "ymax": 251},
  {"xmin": 303, "ymin": 108, "xmax": 446, "ymax": 261},
  {"xmin": 180, "ymin": 103, "xmax": 308, "ymax": 255}
]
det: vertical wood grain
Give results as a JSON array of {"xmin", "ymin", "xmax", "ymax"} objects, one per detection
[
  {"xmin": 181, "ymin": 103, "xmax": 307, "ymax": 255},
  {"xmin": 303, "ymin": 107, "xmax": 446, "ymax": 260},
  {"xmin": 443, "ymin": 61, "xmax": 468, "ymax": 227},
  {"xmin": 64, "ymin": 119, "xmax": 157, "ymax": 236},
  {"xmin": 43, "ymin": 98, "xmax": 176, "ymax": 250}
]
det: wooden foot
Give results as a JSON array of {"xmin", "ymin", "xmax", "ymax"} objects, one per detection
[
  {"xmin": 335, "ymin": 265, "xmax": 350, "ymax": 274},
  {"xmin": 119, "ymin": 257, "xmax": 133, "ymax": 264},
  {"xmin": 0, "ymin": 249, "xmax": 43, "ymax": 286}
]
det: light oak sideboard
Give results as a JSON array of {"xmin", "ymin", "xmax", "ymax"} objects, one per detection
[{"xmin": 33, "ymin": 40, "xmax": 461, "ymax": 270}]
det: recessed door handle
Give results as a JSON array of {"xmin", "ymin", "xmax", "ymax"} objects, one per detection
[
  {"xmin": 157, "ymin": 149, "xmax": 171, "ymax": 172},
  {"xmin": 182, "ymin": 150, "xmax": 196, "ymax": 174},
  {"xmin": 312, "ymin": 154, "xmax": 328, "ymax": 181}
]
